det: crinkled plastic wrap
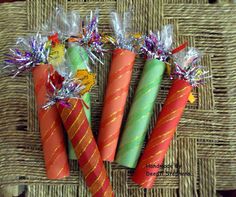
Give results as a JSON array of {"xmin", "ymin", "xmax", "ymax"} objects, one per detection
[
  {"xmin": 4, "ymin": 34, "xmax": 49, "ymax": 76},
  {"xmin": 43, "ymin": 7, "xmax": 104, "ymax": 66},
  {"xmin": 132, "ymin": 48, "xmax": 209, "ymax": 188},
  {"xmin": 110, "ymin": 11, "xmax": 139, "ymax": 52},
  {"xmin": 140, "ymin": 25, "xmax": 173, "ymax": 61},
  {"xmin": 173, "ymin": 47, "xmax": 210, "ymax": 87}
]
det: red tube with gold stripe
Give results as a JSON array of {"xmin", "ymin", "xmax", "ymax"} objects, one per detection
[
  {"xmin": 132, "ymin": 79, "xmax": 192, "ymax": 188},
  {"xmin": 32, "ymin": 64, "xmax": 70, "ymax": 179},
  {"xmin": 97, "ymin": 48, "xmax": 136, "ymax": 161},
  {"xmin": 57, "ymin": 98, "xmax": 114, "ymax": 197}
]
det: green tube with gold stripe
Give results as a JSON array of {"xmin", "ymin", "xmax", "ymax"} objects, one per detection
[
  {"xmin": 115, "ymin": 59, "xmax": 165, "ymax": 168},
  {"xmin": 66, "ymin": 45, "xmax": 91, "ymax": 159}
]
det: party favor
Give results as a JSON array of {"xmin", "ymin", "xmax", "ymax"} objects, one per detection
[
  {"xmin": 97, "ymin": 11, "xmax": 139, "ymax": 161},
  {"xmin": 4, "ymin": 34, "xmax": 70, "ymax": 179},
  {"xmin": 44, "ymin": 61, "xmax": 114, "ymax": 196}
]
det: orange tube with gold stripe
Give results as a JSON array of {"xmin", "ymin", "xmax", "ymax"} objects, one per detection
[
  {"xmin": 97, "ymin": 48, "xmax": 136, "ymax": 162},
  {"xmin": 57, "ymin": 98, "xmax": 114, "ymax": 197},
  {"xmin": 32, "ymin": 64, "xmax": 70, "ymax": 179},
  {"xmin": 132, "ymin": 79, "xmax": 192, "ymax": 188}
]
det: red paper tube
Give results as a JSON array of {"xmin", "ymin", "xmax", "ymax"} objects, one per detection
[
  {"xmin": 98, "ymin": 48, "xmax": 136, "ymax": 161},
  {"xmin": 57, "ymin": 99, "xmax": 114, "ymax": 197},
  {"xmin": 32, "ymin": 64, "xmax": 70, "ymax": 179},
  {"xmin": 132, "ymin": 79, "xmax": 192, "ymax": 188}
]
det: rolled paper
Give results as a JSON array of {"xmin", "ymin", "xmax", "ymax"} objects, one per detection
[
  {"xmin": 116, "ymin": 59, "xmax": 165, "ymax": 168},
  {"xmin": 97, "ymin": 48, "xmax": 136, "ymax": 162},
  {"xmin": 32, "ymin": 64, "xmax": 70, "ymax": 179},
  {"xmin": 57, "ymin": 99, "xmax": 114, "ymax": 197},
  {"xmin": 66, "ymin": 45, "xmax": 91, "ymax": 159},
  {"xmin": 132, "ymin": 79, "xmax": 192, "ymax": 188}
]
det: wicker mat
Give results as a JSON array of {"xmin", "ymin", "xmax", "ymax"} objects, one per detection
[{"xmin": 0, "ymin": 0, "xmax": 236, "ymax": 197}]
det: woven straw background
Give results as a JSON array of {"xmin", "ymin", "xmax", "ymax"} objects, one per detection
[{"xmin": 0, "ymin": 0, "xmax": 236, "ymax": 196}]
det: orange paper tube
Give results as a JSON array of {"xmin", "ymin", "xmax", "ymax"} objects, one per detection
[
  {"xmin": 57, "ymin": 99, "xmax": 114, "ymax": 197},
  {"xmin": 132, "ymin": 79, "xmax": 192, "ymax": 188},
  {"xmin": 32, "ymin": 64, "xmax": 70, "ymax": 179},
  {"xmin": 98, "ymin": 48, "xmax": 136, "ymax": 162}
]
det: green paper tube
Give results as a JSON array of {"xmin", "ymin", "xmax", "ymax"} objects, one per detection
[
  {"xmin": 66, "ymin": 45, "xmax": 91, "ymax": 159},
  {"xmin": 115, "ymin": 59, "xmax": 165, "ymax": 168}
]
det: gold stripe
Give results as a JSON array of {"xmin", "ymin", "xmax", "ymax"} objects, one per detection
[
  {"xmin": 102, "ymin": 137, "xmax": 116, "ymax": 148},
  {"xmin": 105, "ymin": 86, "xmax": 127, "ymax": 103},
  {"xmin": 165, "ymin": 93, "xmax": 186, "ymax": 106},
  {"xmin": 102, "ymin": 110, "xmax": 123, "ymax": 125},
  {"xmin": 55, "ymin": 163, "xmax": 66, "ymax": 178},
  {"xmin": 110, "ymin": 61, "xmax": 131, "ymax": 77},
  {"xmin": 70, "ymin": 118, "xmax": 86, "ymax": 140},
  {"xmin": 99, "ymin": 114, "xmax": 121, "ymax": 151},
  {"xmin": 40, "ymin": 109, "xmax": 50, "ymax": 122},
  {"xmin": 76, "ymin": 138, "xmax": 92, "ymax": 159},
  {"xmin": 85, "ymin": 154, "xmax": 100, "ymax": 179},
  {"xmin": 118, "ymin": 133, "xmax": 144, "ymax": 150},
  {"xmin": 47, "ymin": 143, "xmax": 63, "ymax": 168},
  {"xmin": 103, "ymin": 150, "xmax": 114, "ymax": 161},
  {"xmin": 60, "ymin": 99, "xmax": 76, "ymax": 119},
  {"xmin": 149, "ymin": 128, "xmax": 175, "ymax": 144},
  {"xmin": 146, "ymin": 135, "xmax": 173, "ymax": 153},
  {"xmin": 165, "ymin": 86, "xmax": 188, "ymax": 105},
  {"xmin": 156, "ymin": 115, "xmax": 179, "ymax": 129},
  {"xmin": 140, "ymin": 179, "xmax": 152, "ymax": 187},
  {"xmin": 105, "ymin": 90, "xmax": 127, "ymax": 104},
  {"xmin": 124, "ymin": 112, "xmax": 151, "ymax": 131},
  {"xmin": 62, "ymin": 99, "xmax": 79, "ymax": 122},
  {"xmin": 42, "ymin": 121, "xmax": 56, "ymax": 140},
  {"xmin": 105, "ymin": 187, "xmax": 113, "ymax": 197},
  {"xmin": 42, "ymin": 126, "xmax": 57, "ymax": 144},
  {"xmin": 109, "ymin": 69, "xmax": 132, "ymax": 86},
  {"xmin": 103, "ymin": 186, "xmax": 109, "ymax": 197},
  {"xmin": 90, "ymin": 170, "xmax": 104, "ymax": 194},
  {"xmin": 101, "ymin": 113, "xmax": 122, "ymax": 128},
  {"xmin": 93, "ymin": 174, "xmax": 107, "ymax": 195},
  {"xmin": 140, "ymin": 150, "xmax": 164, "ymax": 168},
  {"xmin": 67, "ymin": 109, "xmax": 83, "ymax": 138},
  {"xmin": 82, "ymin": 149, "xmax": 98, "ymax": 176},
  {"xmin": 74, "ymin": 127, "xmax": 90, "ymax": 152},
  {"xmin": 133, "ymin": 78, "xmax": 160, "ymax": 102},
  {"xmin": 157, "ymin": 109, "xmax": 181, "ymax": 125}
]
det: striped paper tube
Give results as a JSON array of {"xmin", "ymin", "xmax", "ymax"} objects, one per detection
[
  {"xmin": 132, "ymin": 79, "xmax": 192, "ymax": 188},
  {"xmin": 57, "ymin": 99, "xmax": 114, "ymax": 197},
  {"xmin": 115, "ymin": 59, "xmax": 165, "ymax": 168},
  {"xmin": 97, "ymin": 48, "xmax": 136, "ymax": 162},
  {"xmin": 32, "ymin": 64, "xmax": 70, "ymax": 179},
  {"xmin": 66, "ymin": 45, "xmax": 91, "ymax": 159}
]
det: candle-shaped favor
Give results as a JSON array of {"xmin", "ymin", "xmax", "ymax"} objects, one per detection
[
  {"xmin": 44, "ymin": 60, "xmax": 114, "ymax": 196},
  {"xmin": 132, "ymin": 48, "xmax": 209, "ymax": 188},
  {"xmin": 97, "ymin": 11, "xmax": 139, "ymax": 161},
  {"xmin": 4, "ymin": 34, "xmax": 70, "ymax": 179},
  {"xmin": 48, "ymin": 8, "xmax": 104, "ymax": 159},
  {"xmin": 116, "ymin": 25, "xmax": 176, "ymax": 168}
]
